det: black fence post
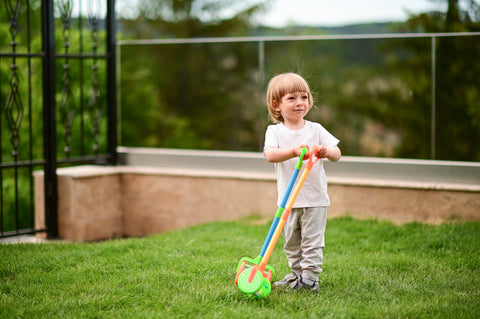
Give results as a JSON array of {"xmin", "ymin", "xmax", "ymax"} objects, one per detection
[
  {"xmin": 42, "ymin": 0, "xmax": 58, "ymax": 239},
  {"xmin": 107, "ymin": 0, "xmax": 118, "ymax": 166}
]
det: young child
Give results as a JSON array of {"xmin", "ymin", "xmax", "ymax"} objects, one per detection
[{"xmin": 263, "ymin": 73, "xmax": 341, "ymax": 292}]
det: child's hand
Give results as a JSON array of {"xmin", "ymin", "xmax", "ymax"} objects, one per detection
[
  {"xmin": 293, "ymin": 145, "xmax": 309, "ymax": 159},
  {"xmin": 312, "ymin": 144, "xmax": 341, "ymax": 162},
  {"xmin": 314, "ymin": 145, "xmax": 328, "ymax": 159}
]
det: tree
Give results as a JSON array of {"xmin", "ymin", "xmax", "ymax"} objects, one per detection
[
  {"xmin": 120, "ymin": 0, "xmax": 270, "ymax": 38},
  {"xmin": 398, "ymin": 0, "xmax": 480, "ymax": 161},
  {"xmin": 119, "ymin": 0, "xmax": 271, "ymax": 150}
]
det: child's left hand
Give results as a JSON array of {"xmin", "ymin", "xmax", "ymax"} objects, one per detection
[
  {"xmin": 314, "ymin": 145, "xmax": 328, "ymax": 159},
  {"xmin": 312, "ymin": 144, "xmax": 341, "ymax": 162}
]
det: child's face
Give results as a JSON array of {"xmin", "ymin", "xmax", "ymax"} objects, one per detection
[{"xmin": 275, "ymin": 91, "xmax": 309, "ymax": 124}]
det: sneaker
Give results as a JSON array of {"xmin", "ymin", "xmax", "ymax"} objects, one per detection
[
  {"xmin": 287, "ymin": 276, "xmax": 320, "ymax": 293},
  {"xmin": 273, "ymin": 272, "xmax": 298, "ymax": 288}
]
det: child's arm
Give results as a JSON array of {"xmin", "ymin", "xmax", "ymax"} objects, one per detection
[
  {"xmin": 265, "ymin": 145, "xmax": 341, "ymax": 163},
  {"xmin": 264, "ymin": 145, "xmax": 308, "ymax": 163}
]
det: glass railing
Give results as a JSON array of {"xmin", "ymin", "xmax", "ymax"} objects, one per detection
[{"xmin": 118, "ymin": 32, "xmax": 480, "ymax": 162}]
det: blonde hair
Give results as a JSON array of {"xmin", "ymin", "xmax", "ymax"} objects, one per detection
[{"xmin": 266, "ymin": 73, "xmax": 314, "ymax": 123}]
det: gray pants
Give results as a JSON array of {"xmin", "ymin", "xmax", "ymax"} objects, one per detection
[{"xmin": 282, "ymin": 206, "xmax": 327, "ymax": 283}]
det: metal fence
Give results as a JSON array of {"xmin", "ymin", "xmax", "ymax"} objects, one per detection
[{"xmin": 0, "ymin": 0, "xmax": 117, "ymax": 238}]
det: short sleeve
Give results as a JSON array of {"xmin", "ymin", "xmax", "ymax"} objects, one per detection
[
  {"xmin": 316, "ymin": 123, "xmax": 339, "ymax": 148},
  {"xmin": 264, "ymin": 125, "xmax": 279, "ymax": 150}
]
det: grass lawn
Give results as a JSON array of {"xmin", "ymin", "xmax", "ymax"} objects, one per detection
[{"xmin": 1, "ymin": 216, "xmax": 479, "ymax": 318}]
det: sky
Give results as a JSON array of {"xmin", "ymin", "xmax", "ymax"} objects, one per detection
[
  {"xmin": 256, "ymin": 0, "xmax": 446, "ymax": 27},
  {"xmin": 82, "ymin": 0, "xmax": 448, "ymax": 28}
]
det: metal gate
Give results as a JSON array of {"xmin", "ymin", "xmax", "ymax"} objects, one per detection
[{"xmin": 0, "ymin": 0, "xmax": 117, "ymax": 239}]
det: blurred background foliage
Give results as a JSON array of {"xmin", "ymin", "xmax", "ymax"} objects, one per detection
[
  {"xmin": 118, "ymin": 0, "xmax": 480, "ymax": 161},
  {"xmin": 1, "ymin": 0, "xmax": 479, "ymax": 165}
]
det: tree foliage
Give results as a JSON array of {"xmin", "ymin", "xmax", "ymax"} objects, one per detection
[
  {"xmin": 3, "ymin": 0, "xmax": 477, "ymax": 160},
  {"xmin": 119, "ymin": 0, "xmax": 269, "ymax": 38},
  {"xmin": 394, "ymin": 0, "xmax": 480, "ymax": 160},
  {"xmin": 119, "ymin": 0, "xmax": 480, "ymax": 160},
  {"xmin": 119, "ymin": 0, "xmax": 269, "ymax": 150}
]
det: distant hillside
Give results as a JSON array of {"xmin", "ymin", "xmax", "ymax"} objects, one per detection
[
  {"xmin": 319, "ymin": 22, "xmax": 404, "ymax": 34},
  {"xmin": 252, "ymin": 22, "xmax": 406, "ymax": 37},
  {"xmin": 117, "ymin": 20, "xmax": 408, "ymax": 39}
]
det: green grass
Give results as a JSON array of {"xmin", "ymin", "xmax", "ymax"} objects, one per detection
[{"xmin": 1, "ymin": 216, "xmax": 479, "ymax": 318}]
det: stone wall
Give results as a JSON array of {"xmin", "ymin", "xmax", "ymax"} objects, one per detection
[{"xmin": 35, "ymin": 166, "xmax": 278, "ymax": 241}]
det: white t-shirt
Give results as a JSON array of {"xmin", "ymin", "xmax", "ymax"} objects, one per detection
[{"xmin": 264, "ymin": 120, "xmax": 340, "ymax": 207}]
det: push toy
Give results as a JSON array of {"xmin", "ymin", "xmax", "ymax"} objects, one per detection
[{"xmin": 235, "ymin": 146, "xmax": 320, "ymax": 298}]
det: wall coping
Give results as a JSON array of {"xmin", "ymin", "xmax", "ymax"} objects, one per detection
[
  {"xmin": 116, "ymin": 147, "xmax": 480, "ymax": 192},
  {"xmin": 33, "ymin": 146, "xmax": 480, "ymax": 192}
]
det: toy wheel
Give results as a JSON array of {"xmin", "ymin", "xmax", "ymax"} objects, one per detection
[
  {"xmin": 237, "ymin": 269, "xmax": 271, "ymax": 299},
  {"xmin": 253, "ymin": 278, "xmax": 271, "ymax": 299}
]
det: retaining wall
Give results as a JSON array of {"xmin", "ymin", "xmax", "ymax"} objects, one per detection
[{"xmin": 34, "ymin": 148, "xmax": 480, "ymax": 241}]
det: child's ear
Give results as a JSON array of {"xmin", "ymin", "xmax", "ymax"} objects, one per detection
[{"xmin": 272, "ymin": 100, "xmax": 280, "ymax": 111}]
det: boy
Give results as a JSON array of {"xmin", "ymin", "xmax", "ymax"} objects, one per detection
[{"xmin": 263, "ymin": 73, "xmax": 341, "ymax": 291}]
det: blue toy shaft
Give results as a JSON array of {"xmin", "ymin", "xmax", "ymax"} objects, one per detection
[
  {"xmin": 259, "ymin": 170, "xmax": 298, "ymax": 257},
  {"xmin": 258, "ymin": 148, "xmax": 307, "ymax": 257}
]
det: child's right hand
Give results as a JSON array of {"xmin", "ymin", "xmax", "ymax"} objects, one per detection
[{"xmin": 294, "ymin": 145, "xmax": 310, "ymax": 159}]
